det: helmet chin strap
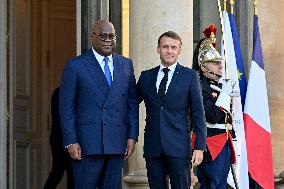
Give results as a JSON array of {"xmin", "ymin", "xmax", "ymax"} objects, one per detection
[{"xmin": 200, "ymin": 64, "xmax": 222, "ymax": 78}]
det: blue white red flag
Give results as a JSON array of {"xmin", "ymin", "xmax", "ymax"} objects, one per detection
[{"xmin": 244, "ymin": 15, "xmax": 274, "ymax": 189}]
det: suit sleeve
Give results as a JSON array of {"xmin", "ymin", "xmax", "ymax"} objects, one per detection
[
  {"xmin": 189, "ymin": 72, "xmax": 207, "ymax": 150},
  {"xmin": 126, "ymin": 60, "xmax": 139, "ymax": 141},
  {"xmin": 136, "ymin": 72, "xmax": 144, "ymax": 104},
  {"xmin": 59, "ymin": 60, "xmax": 78, "ymax": 147}
]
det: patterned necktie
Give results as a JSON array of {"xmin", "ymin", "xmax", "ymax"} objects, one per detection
[
  {"xmin": 103, "ymin": 57, "xmax": 112, "ymax": 86},
  {"xmin": 158, "ymin": 68, "xmax": 170, "ymax": 98}
]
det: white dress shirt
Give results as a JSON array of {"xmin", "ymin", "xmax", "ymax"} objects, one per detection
[
  {"xmin": 92, "ymin": 47, "xmax": 114, "ymax": 80},
  {"xmin": 156, "ymin": 63, "xmax": 177, "ymax": 94}
]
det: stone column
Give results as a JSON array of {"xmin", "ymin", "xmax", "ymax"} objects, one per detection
[{"xmin": 124, "ymin": 1, "xmax": 194, "ymax": 188}]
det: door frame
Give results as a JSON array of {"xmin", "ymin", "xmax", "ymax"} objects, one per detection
[
  {"xmin": 6, "ymin": 0, "xmax": 53, "ymax": 188},
  {"xmin": 0, "ymin": 0, "xmax": 8, "ymax": 188}
]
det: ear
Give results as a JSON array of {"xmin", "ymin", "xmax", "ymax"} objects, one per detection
[
  {"xmin": 178, "ymin": 47, "xmax": 182, "ymax": 54},
  {"xmin": 156, "ymin": 47, "xmax": 160, "ymax": 54}
]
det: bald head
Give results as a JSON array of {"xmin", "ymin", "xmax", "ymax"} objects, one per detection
[
  {"xmin": 92, "ymin": 19, "xmax": 115, "ymax": 33},
  {"xmin": 91, "ymin": 19, "xmax": 116, "ymax": 56}
]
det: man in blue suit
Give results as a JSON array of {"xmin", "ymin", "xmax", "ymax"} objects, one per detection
[
  {"xmin": 59, "ymin": 19, "xmax": 139, "ymax": 189},
  {"xmin": 137, "ymin": 31, "xmax": 207, "ymax": 189}
]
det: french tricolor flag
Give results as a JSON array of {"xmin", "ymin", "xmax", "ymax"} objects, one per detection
[{"xmin": 244, "ymin": 15, "xmax": 274, "ymax": 189}]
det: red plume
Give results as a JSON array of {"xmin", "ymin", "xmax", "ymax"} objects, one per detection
[
  {"xmin": 203, "ymin": 24, "xmax": 217, "ymax": 38},
  {"xmin": 203, "ymin": 24, "xmax": 217, "ymax": 47}
]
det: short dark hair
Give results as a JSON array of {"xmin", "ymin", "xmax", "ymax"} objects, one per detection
[{"xmin": 157, "ymin": 31, "xmax": 182, "ymax": 47}]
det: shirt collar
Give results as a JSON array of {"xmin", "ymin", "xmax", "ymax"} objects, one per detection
[
  {"xmin": 91, "ymin": 47, "xmax": 113, "ymax": 64},
  {"xmin": 159, "ymin": 62, "xmax": 177, "ymax": 72}
]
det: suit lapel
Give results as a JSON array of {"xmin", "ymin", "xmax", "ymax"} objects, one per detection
[
  {"xmin": 104, "ymin": 54, "xmax": 123, "ymax": 105},
  {"xmin": 163, "ymin": 63, "xmax": 184, "ymax": 103},
  {"xmin": 151, "ymin": 66, "xmax": 161, "ymax": 104},
  {"xmin": 84, "ymin": 49, "xmax": 110, "ymax": 96}
]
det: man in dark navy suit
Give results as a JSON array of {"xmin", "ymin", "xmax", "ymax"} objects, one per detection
[
  {"xmin": 137, "ymin": 31, "xmax": 207, "ymax": 189},
  {"xmin": 59, "ymin": 20, "xmax": 139, "ymax": 189}
]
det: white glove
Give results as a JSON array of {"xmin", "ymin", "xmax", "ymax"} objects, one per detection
[
  {"xmin": 215, "ymin": 79, "xmax": 235, "ymax": 112},
  {"xmin": 221, "ymin": 79, "xmax": 234, "ymax": 95}
]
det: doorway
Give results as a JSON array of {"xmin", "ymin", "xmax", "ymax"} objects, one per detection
[{"xmin": 9, "ymin": 0, "xmax": 76, "ymax": 188}]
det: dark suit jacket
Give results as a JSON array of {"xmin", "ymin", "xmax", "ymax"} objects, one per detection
[
  {"xmin": 50, "ymin": 87, "xmax": 63, "ymax": 146},
  {"xmin": 137, "ymin": 63, "xmax": 206, "ymax": 158},
  {"xmin": 59, "ymin": 48, "xmax": 139, "ymax": 155}
]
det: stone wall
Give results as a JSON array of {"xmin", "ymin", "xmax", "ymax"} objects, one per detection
[{"xmin": 258, "ymin": 0, "xmax": 284, "ymax": 175}]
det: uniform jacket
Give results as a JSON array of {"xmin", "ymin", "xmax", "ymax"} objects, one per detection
[{"xmin": 200, "ymin": 75, "xmax": 235, "ymax": 163}]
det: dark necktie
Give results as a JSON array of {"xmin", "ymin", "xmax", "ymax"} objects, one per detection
[
  {"xmin": 103, "ymin": 57, "xmax": 112, "ymax": 86},
  {"xmin": 158, "ymin": 68, "xmax": 169, "ymax": 98}
]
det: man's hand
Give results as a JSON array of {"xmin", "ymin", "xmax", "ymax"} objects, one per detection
[
  {"xmin": 124, "ymin": 139, "xmax": 136, "ymax": 160},
  {"xmin": 192, "ymin": 150, "xmax": 203, "ymax": 167},
  {"xmin": 68, "ymin": 143, "xmax": 82, "ymax": 160}
]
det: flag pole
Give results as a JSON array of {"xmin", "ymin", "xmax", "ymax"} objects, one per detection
[
  {"xmin": 254, "ymin": 0, "xmax": 258, "ymax": 15},
  {"xmin": 224, "ymin": 0, "xmax": 227, "ymax": 12},
  {"xmin": 217, "ymin": 0, "xmax": 229, "ymax": 80},
  {"xmin": 230, "ymin": 0, "xmax": 234, "ymax": 14},
  {"xmin": 218, "ymin": 1, "xmax": 240, "ymax": 188}
]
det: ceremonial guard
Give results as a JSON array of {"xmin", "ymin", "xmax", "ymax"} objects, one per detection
[{"xmin": 192, "ymin": 24, "xmax": 236, "ymax": 189}]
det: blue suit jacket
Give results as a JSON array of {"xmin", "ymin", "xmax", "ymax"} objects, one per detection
[
  {"xmin": 137, "ymin": 64, "xmax": 206, "ymax": 158},
  {"xmin": 59, "ymin": 48, "xmax": 139, "ymax": 155}
]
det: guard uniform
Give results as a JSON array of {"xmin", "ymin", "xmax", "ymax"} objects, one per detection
[
  {"xmin": 191, "ymin": 24, "xmax": 236, "ymax": 189},
  {"xmin": 196, "ymin": 75, "xmax": 236, "ymax": 189}
]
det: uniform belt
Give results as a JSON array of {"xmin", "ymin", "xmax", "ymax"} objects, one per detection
[{"xmin": 206, "ymin": 122, "xmax": 226, "ymax": 129}]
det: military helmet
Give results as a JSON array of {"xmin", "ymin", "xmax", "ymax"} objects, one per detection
[
  {"xmin": 198, "ymin": 24, "xmax": 222, "ymax": 66},
  {"xmin": 192, "ymin": 24, "xmax": 222, "ymax": 72}
]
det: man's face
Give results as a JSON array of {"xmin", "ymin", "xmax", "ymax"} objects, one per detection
[
  {"xmin": 204, "ymin": 61, "xmax": 222, "ymax": 77},
  {"xmin": 91, "ymin": 22, "xmax": 116, "ymax": 56},
  {"xmin": 157, "ymin": 36, "xmax": 181, "ymax": 67}
]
